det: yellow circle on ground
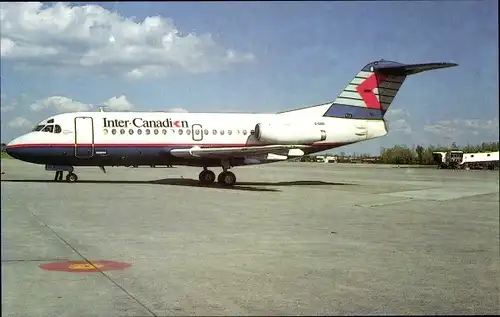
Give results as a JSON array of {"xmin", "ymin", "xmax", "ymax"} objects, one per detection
[{"xmin": 69, "ymin": 263, "xmax": 105, "ymax": 270}]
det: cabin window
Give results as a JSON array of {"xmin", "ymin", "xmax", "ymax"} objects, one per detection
[
  {"xmin": 170, "ymin": 129, "xmax": 175, "ymax": 134},
  {"xmin": 54, "ymin": 125, "xmax": 62, "ymax": 133},
  {"xmin": 154, "ymin": 129, "xmax": 159, "ymax": 135},
  {"xmin": 243, "ymin": 129, "xmax": 247, "ymax": 135},
  {"xmin": 103, "ymin": 129, "xmax": 108, "ymax": 135},
  {"xmin": 120, "ymin": 129, "xmax": 125, "ymax": 135},
  {"xmin": 204, "ymin": 129, "xmax": 209, "ymax": 135},
  {"xmin": 237, "ymin": 130, "xmax": 241, "ymax": 134},
  {"xmin": 213, "ymin": 129, "xmax": 217, "ymax": 135},
  {"xmin": 178, "ymin": 129, "xmax": 183, "ymax": 135},
  {"xmin": 129, "ymin": 129, "xmax": 134, "ymax": 135},
  {"xmin": 112, "ymin": 129, "xmax": 117, "ymax": 135},
  {"xmin": 162, "ymin": 129, "xmax": 167, "ymax": 135},
  {"xmin": 137, "ymin": 129, "xmax": 142, "ymax": 135},
  {"xmin": 195, "ymin": 129, "xmax": 200, "ymax": 135},
  {"xmin": 487, "ymin": 154, "xmax": 490, "ymax": 156},
  {"xmin": 471, "ymin": 155, "xmax": 474, "ymax": 157},
  {"xmin": 228, "ymin": 130, "xmax": 232, "ymax": 135},
  {"xmin": 186, "ymin": 129, "xmax": 191, "ymax": 135},
  {"xmin": 145, "ymin": 129, "xmax": 151, "ymax": 135},
  {"xmin": 220, "ymin": 130, "xmax": 225, "ymax": 135},
  {"xmin": 42, "ymin": 125, "xmax": 54, "ymax": 133}
]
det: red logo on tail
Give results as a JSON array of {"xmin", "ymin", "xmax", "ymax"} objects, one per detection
[{"xmin": 356, "ymin": 73, "xmax": 387, "ymax": 109}]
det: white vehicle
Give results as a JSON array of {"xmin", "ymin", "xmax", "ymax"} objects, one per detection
[{"xmin": 6, "ymin": 59, "xmax": 457, "ymax": 186}]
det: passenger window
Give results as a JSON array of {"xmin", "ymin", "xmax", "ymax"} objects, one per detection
[
  {"xmin": 170, "ymin": 129, "xmax": 175, "ymax": 134},
  {"xmin": 204, "ymin": 129, "xmax": 209, "ymax": 135},
  {"xmin": 42, "ymin": 125, "xmax": 54, "ymax": 133},
  {"xmin": 162, "ymin": 129, "xmax": 167, "ymax": 135},
  {"xmin": 137, "ymin": 129, "xmax": 142, "ymax": 135},
  {"xmin": 213, "ymin": 129, "xmax": 217, "ymax": 135},
  {"xmin": 103, "ymin": 129, "xmax": 108, "ymax": 135},
  {"xmin": 112, "ymin": 129, "xmax": 117, "ymax": 135},
  {"xmin": 146, "ymin": 129, "xmax": 150, "ymax": 135},
  {"xmin": 129, "ymin": 129, "xmax": 134, "ymax": 135},
  {"xmin": 179, "ymin": 129, "xmax": 183, "ymax": 135},
  {"xmin": 237, "ymin": 130, "xmax": 241, "ymax": 134},
  {"xmin": 186, "ymin": 129, "xmax": 191, "ymax": 135},
  {"xmin": 243, "ymin": 129, "xmax": 247, "ymax": 135},
  {"xmin": 154, "ymin": 129, "xmax": 159, "ymax": 135},
  {"xmin": 120, "ymin": 129, "xmax": 125, "ymax": 134},
  {"xmin": 220, "ymin": 130, "xmax": 225, "ymax": 135},
  {"xmin": 228, "ymin": 130, "xmax": 232, "ymax": 135},
  {"xmin": 54, "ymin": 125, "xmax": 62, "ymax": 133},
  {"xmin": 195, "ymin": 129, "xmax": 200, "ymax": 135}
]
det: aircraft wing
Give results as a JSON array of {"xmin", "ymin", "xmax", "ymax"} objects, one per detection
[{"xmin": 169, "ymin": 145, "xmax": 308, "ymax": 159}]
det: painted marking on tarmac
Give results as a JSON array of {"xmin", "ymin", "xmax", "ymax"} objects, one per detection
[
  {"xmin": 355, "ymin": 198, "xmax": 414, "ymax": 208},
  {"xmin": 39, "ymin": 260, "xmax": 131, "ymax": 272}
]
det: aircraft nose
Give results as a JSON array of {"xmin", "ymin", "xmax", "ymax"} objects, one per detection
[{"xmin": 6, "ymin": 137, "xmax": 23, "ymax": 159}]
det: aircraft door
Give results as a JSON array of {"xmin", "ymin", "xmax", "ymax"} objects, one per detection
[
  {"xmin": 192, "ymin": 124, "xmax": 203, "ymax": 141},
  {"xmin": 74, "ymin": 116, "xmax": 95, "ymax": 158}
]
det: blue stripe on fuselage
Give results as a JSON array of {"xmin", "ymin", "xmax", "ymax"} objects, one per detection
[
  {"xmin": 323, "ymin": 103, "xmax": 385, "ymax": 119},
  {"xmin": 7, "ymin": 145, "xmax": 187, "ymax": 166}
]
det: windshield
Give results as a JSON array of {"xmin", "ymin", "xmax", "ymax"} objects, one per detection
[
  {"xmin": 32, "ymin": 124, "xmax": 62, "ymax": 134},
  {"xmin": 32, "ymin": 125, "xmax": 45, "ymax": 131}
]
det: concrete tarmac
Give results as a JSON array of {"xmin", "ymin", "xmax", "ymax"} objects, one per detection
[{"xmin": 1, "ymin": 159, "xmax": 499, "ymax": 316}]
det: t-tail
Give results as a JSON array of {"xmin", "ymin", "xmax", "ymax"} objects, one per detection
[{"xmin": 322, "ymin": 59, "xmax": 458, "ymax": 120}]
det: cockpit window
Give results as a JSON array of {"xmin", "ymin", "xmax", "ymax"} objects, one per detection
[
  {"xmin": 54, "ymin": 125, "xmax": 61, "ymax": 133},
  {"xmin": 47, "ymin": 119, "xmax": 54, "ymax": 124},
  {"xmin": 32, "ymin": 125, "xmax": 45, "ymax": 131},
  {"xmin": 42, "ymin": 125, "xmax": 54, "ymax": 133}
]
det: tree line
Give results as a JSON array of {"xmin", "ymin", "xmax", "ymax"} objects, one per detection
[
  {"xmin": 379, "ymin": 141, "xmax": 499, "ymax": 165},
  {"xmin": 299, "ymin": 141, "xmax": 499, "ymax": 165}
]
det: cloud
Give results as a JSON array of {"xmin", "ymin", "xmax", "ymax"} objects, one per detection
[
  {"xmin": 30, "ymin": 96, "xmax": 93, "ymax": 113},
  {"xmin": 29, "ymin": 95, "xmax": 139, "ymax": 113},
  {"xmin": 1, "ymin": 93, "xmax": 17, "ymax": 112},
  {"xmin": 167, "ymin": 107, "xmax": 189, "ymax": 113},
  {"xmin": 1, "ymin": 104, "xmax": 15, "ymax": 112},
  {"xmin": 0, "ymin": 2, "xmax": 255, "ymax": 79},
  {"xmin": 424, "ymin": 118, "xmax": 499, "ymax": 139},
  {"xmin": 384, "ymin": 108, "xmax": 412, "ymax": 134},
  {"xmin": 8, "ymin": 117, "xmax": 32, "ymax": 128},
  {"xmin": 102, "ymin": 95, "xmax": 134, "ymax": 111}
]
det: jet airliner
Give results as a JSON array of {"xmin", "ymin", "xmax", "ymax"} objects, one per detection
[{"xmin": 6, "ymin": 60, "xmax": 457, "ymax": 186}]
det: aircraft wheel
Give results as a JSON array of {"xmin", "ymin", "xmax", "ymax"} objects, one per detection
[
  {"xmin": 66, "ymin": 173, "xmax": 78, "ymax": 183},
  {"xmin": 218, "ymin": 171, "xmax": 236, "ymax": 186},
  {"xmin": 199, "ymin": 170, "xmax": 215, "ymax": 185}
]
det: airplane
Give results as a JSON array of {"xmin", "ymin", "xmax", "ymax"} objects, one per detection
[{"xmin": 6, "ymin": 59, "xmax": 457, "ymax": 186}]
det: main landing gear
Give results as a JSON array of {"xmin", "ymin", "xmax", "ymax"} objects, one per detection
[{"xmin": 198, "ymin": 160, "xmax": 236, "ymax": 186}]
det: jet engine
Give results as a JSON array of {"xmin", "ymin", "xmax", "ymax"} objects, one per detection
[{"xmin": 254, "ymin": 122, "xmax": 327, "ymax": 144}]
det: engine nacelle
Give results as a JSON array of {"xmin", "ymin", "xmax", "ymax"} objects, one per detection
[{"xmin": 254, "ymin": 122, "xmax": 327, "ymax": 144}]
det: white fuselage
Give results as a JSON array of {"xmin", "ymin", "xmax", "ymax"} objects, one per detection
[{"xmin": 6, "ymin": 103, "xmax": 388, "ymax": 167}]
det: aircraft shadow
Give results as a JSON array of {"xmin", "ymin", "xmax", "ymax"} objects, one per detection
[{"xmin": 1, "ymin": 178, "xmax": 355, "ymax": 192}]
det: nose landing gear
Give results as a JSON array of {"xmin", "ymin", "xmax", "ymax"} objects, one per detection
[{"xmin": 46, "ymin": 165, "xmax": 78, "ymax": 183}]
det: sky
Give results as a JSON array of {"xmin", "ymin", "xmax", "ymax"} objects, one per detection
[{"xmin": 1, "ymin": 1, "xmax": 498, "ymax": 155}]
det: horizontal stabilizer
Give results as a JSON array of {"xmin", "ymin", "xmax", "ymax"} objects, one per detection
[{"xmin": 367, "ymin": 60, "xmax": 458, "ymax": 76}]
